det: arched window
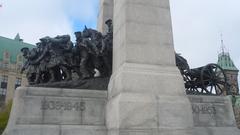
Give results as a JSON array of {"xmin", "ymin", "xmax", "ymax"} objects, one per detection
[{"xmin": 0, "ymin": 75, "xmax": 8, "ymax": 103}]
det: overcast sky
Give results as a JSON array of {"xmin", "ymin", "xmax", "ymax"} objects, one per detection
[
  {"xmin": 0, "ymin": 0, "xmax": 239, "ymax": 81},
  {"xmin": 170, "ymin": 0, "xmax": 240, "ymax": 68},
  {"xmin": 0, "ymin": 0, "xmax": 99, "ymax": 43}
]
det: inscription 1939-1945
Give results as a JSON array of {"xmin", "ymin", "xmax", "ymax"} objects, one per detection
[
  {"xmin": 192, "ymin": 104, "xmax": 216, "ymax": 115},
  {"xmin": 41, "ymin": 100, "xmax": 86, "ymax": 111}
]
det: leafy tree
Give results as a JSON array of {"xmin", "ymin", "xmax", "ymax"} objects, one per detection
[{"xmin": 0, "ymin": 101, "xmax": 12, "ymax": 134}]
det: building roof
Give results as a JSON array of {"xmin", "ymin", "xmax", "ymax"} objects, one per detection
[
  {"xmin": 217, "ymin": 52, "xmax": 239, "ymax": 71},
  {"xmin": 14, "ymin": 33, "xmax": 22, "ymax": 41},
  {"xmin": 0, "ymin": 35, "xmax": 35, "ymax": 63}
]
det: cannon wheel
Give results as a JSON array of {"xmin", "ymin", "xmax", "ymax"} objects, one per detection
[
  {"xmin": 183, "ymin": 72, "xmax": 198, "ymax": 94},
  {"xmin": 200, "ymin": 64, "xmax": 227, "ymax": 95}
]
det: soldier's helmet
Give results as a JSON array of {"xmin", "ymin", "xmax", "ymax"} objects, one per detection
[
  {"xmin": 75, "ymin": 31, "xmax": 82, "ymax": 40},
  {"xmin": 40, "ymin": 36, "xmax": 51, "ymax": 43},
  {"xmin": 36, "ymin": 42, "xmax": 42, "ymax": 47},
  {"xmin": 75, "ymin": 31, "xmax": 82, "ymax": 37},
  {"xmin": 54, "ymin": 35, "xmax": 70, "ymax": 42},
  {"xmin": 63, "ymin": 35, "xmax": 71, "ymax": 41},
  {"xmin": 21, "ymin": 47, "xmax": 29, "ymax": 57},
  {"xmin": 105, "ymin": 19, "xmax": 112, "ymax": 25},
  {"xmin": 21, "ymin": 47, "xmax": 29, "ymax": 52}
]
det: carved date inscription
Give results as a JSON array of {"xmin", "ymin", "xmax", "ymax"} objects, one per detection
[
  {"xmin": 192, "ymin": 104, "xmax": 216, "ymax": 114},
  {"xmin": 41, "ymin": 100, "xmax": 86, "ymax": 111}
]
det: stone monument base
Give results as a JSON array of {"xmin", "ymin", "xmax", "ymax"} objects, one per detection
[
  {"xmin": 2, "ymin": 87, "xmax": 107, "ymax": 135},
  {"xmin": 3, "ymin": 87, "xmax": 240, "ymax": 135},
  {"xmin": 188, "ymin": 95, "xmax": 240, "ymax": 135}
]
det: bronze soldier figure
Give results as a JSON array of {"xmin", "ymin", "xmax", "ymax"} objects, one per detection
[
  {"xmin": 101, "ymin": 19, "xmax": 113, "ymax": 76},
  {"xmin": 21, "ymin": 19, "xmax": 114, "ymax": 87},
  {"xmin": 21, "ymin": 47, "xmax": 40, "ymax": 84}
]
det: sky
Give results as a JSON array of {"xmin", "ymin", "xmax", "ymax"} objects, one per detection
[
  {"xmin": 170, "ymin": 0, "xmax": 240, "ymax": 68},
  {"xmin": 0, "ymin": 0, "xmax": 99, "ymax": 43},
  {"xmin": 0, "ymin": 0, "xmax": 239, "ymax": 82}
]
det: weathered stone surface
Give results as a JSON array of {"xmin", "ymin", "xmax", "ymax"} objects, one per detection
[
  {"xmin": 107, "ymin": 94, "xmax": 193, "ymax": 129},
  {"xmin": 189, "ymin": 95, "xmax": 240, "ymax": 135},
  {"xmin": 193, "ymin": 127, "xmax": 239, "ymax": 135},
  {"xmin": 234, "ymin": 106, "xmax": 240, "ymax": 128},
  {"xmin": 232, "ymin": 96, "xmax": 240, "ymax": 128},
  {"xmin": 108, "ymin": 64, "xmax": 186, "ymax": 98},
  {"xmin": 112, "ymin": 0, "xmax": 175, "ymax": 72},
  {"xmin": 3, "ymin": 87, "xmax": 107, "ymax": 135}
]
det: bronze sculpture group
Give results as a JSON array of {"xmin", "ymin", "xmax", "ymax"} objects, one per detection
[
  {"xmin": 21, "ymin": 19, "xmax": 113, "ymax": 86},
  {"xmin": 20, "ymin": 19, "xmax": 228, "ymax": 94}
]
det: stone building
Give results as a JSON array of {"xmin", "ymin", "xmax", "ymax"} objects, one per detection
[
  {"xmin": 217, "ymin": 51, "xmax": 239, "ymax": 95},
  {"xmin": 217, "ymin": 45, "xmax": 240, "ymax": 128},
  {"xmin": 0, "ymin": 34, "xmax": 34, "ymax": 107}
]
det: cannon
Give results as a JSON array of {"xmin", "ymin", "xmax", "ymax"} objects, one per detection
[{"xmin": 175, "ymin": 53, "xmax": 227, "ymax": 95}]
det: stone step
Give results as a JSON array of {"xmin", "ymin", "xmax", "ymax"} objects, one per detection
[{"xmin": 4, "ymin": 125, "xmax": 107, "ymax": 135}]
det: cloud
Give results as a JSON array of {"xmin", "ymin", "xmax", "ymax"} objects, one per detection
[
  {"xmin": 170, "ymin": 0, "xmax": 240, "ymax": 68},
  {"xmin": 170, "ymin": 0, "xmax": 240, "ymax": 89},
  {"xmin": 63, "ymin": 0, "xmax": 99, "ymax": 22},
  {"xmin": 0, "ymin": 0, "xmax": 98, "ymax": 44}
]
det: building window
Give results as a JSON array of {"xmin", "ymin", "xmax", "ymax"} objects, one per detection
[
  {"xmin": 3, "ymin": 51, "xmax": 10, "ymax": 60},
  {"xmin": 15, "ymin": 78, "xmax": 22, "ymax": 89},
  {"xmin": 17, "ymin": 54, "xmax": 23, "ymax": 70},
  {"xmin": 3, "ymin": 51, "xmax": 10, "ymax": 63},
  {"xmin": 0, "ymin": 75, "xmax": 8, "ymax": 102},
  {"xmin": 2, "ymin": 62, "xmax": 8, "ymax": 69},
  {"xmin": 16, "ymin": 63, "xmax": 23, "ymax": 72}
]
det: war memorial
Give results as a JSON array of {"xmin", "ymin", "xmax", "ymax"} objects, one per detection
[{"xmin": 2, "ymin": 0, "xmax": 240, "ymax": 135}]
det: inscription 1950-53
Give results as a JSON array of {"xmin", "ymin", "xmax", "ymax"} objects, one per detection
[
  {"xmin": 192, "ymin": 104, "xmax": 216, "ymax": 115},
  {"xmin": 41, "ymin": 100, "xmax": 86, "ymax": 111}
]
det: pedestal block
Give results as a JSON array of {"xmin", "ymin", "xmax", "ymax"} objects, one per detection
[
  {"xmin": 3, "ymin": 87, "xmax": 107, "ymax": 135},
  {"xmin": 189, "ymin": 95, "xmax": 240, "ymax": 135},
  {"xmin": 107, "ymin": 64, "xmax": 194, "ymax": 135}
]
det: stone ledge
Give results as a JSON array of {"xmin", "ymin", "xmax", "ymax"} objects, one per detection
[
  {"xmin": 3, "ymin": 125, "xmax": 107, "ymax": 135},
  {"xmin": 18, "ymin": 87, "xmax": 107, "ymax": 98}
]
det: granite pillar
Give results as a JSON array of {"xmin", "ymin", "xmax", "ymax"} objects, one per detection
[{"xmin": 107, "ymin": 0, "xmax": 194, "ymax": 135}]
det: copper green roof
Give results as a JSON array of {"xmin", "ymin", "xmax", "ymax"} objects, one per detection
[
  {"xmin": 217, "ymin": 52, "xmax": 239, "ymax": 71},
  {"xmin": 0, "ymin": 35, "xmax": 35, "ymax": 63}
]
